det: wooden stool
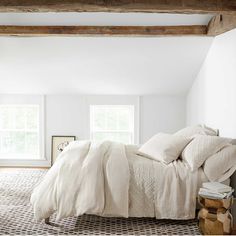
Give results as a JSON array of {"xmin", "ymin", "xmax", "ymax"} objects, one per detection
[{"xmin": 198, "ymin": 196, "xmax": 234, "ymax": 235}]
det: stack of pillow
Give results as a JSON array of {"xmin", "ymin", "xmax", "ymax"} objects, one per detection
[{"xmin": 138, "ymin": 125, "xmax": 236, "ymax": 182}]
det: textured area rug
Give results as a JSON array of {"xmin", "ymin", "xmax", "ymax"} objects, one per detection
[{"xmin": 0, "ymin": 169, "xmax": 200, "ymax": 235}]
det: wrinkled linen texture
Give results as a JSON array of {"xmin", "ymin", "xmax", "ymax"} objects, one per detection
[
  {"xmin": 31, "ymin": 141, "xmax": 130, "ymax": 221},
  {"xmin": 31, "ymin": 142, "xmax": 198, "ymax": 221},
  {"xmin": 127, "ymin": 145, "xmax": 198, "ymax": 219}
]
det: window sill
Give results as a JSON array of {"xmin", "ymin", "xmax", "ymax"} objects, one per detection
[{"xmin": 0, "ymin": 158, "xmax": 51, "ymax": 167}]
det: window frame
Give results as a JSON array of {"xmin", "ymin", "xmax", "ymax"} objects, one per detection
[
  {"xmin": 0, "ymin": 104, "xmax": 42, "ymax": 159},
  {"xmin": 0, "ymin": 95, "xmax": 47, "ymax": 167},
  {"xmin": 89, "ymin": 104, "xmax": 136, "ymax": 144},
  {"xmin": 87, "ymin": 96, "xmax": 140, "ymax": 145}
]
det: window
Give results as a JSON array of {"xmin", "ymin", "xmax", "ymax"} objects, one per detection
[
  {"xmin": 0, "ymin": 105, "xmax": 41, "ymax": 159},
  {"xmin": 90, "ymin": 105, "xmax": 134, "ymax": 144}
]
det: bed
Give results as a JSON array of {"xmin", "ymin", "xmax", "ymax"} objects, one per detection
[
  {"xmin": 127, "ymin": 145, "xmax": 230, "ymax": 218},
  {"xmin": 30, "ymin": 128, "xmax": 236, "ymax": 223}
]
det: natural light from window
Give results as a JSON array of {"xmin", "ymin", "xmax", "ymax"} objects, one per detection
[
  {"xmin": 0, "ymin": 105, "xmax": 40, "ymax": 159},
  {"xmin": 90, "ymin": 105, "xmax": 134, "ymax": 144}
]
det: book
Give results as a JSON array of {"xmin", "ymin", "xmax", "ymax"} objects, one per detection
[
  {"xmin": 202, "ymin": 182, "xmax": 232, "ymax": 193},
  {"xmin": 199, "ymin": 183, "xmax": 234, "ymax": 199},
  {"xmin": 199, "ymin": 192, "xmax": 225, "ymax": 199},
  {"xmin": 226, "ymin": 189, "xmax": 234, "ymax": 198},
  {"xmin": 199, "ymin": 188, "xmax": 227, "ymax": 199}
]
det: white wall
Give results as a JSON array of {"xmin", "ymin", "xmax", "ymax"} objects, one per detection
[
  {"xmin": 45, "ymin": 95, "xmax": 87, "ymax": 161},
  {"xmin": 187, "ymin": 29, "xmax": 236, "ymax": 138},
  {"xmin": 0, "ymin": 93, "xmax": 187, "ymax": 166},
  {"xmin": 45, "ymin": 95, "xmax": 140, "ymax": 159},
  {"xmin": 186, "ymin": 29, "xmax": 236, "ymax": 219},
  {"xmin": 46, "ymin": 95, "xmax": 186, "ymax": 160},
  {"xmin": 140, "ymin": 95, "xmax": 186, "ymax": 143}
]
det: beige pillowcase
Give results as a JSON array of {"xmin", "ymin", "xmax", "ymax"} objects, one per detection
[
  {"xmin": 138, "ymin": 133, "xmax": 192, "ymax": 164},
  {"xmin": 203, "ymin": 145, "xmax": 236, "ymax": 182},
  {"xmin": 182, "ymin": 135, "xmax": 231, "ymax": 171},
  {"xmin": 174, "ymin": 124, "xmax": 218, "ymax": 138}
]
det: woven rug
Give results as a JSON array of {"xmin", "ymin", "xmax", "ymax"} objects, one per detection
[{"xmin": 0, "ymin": 169, "xmax": 201, "ymax": 235}]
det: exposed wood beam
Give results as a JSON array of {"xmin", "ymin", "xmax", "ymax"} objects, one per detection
[
  {"xmin": 207, "ymin": 14, "xmax": 236, "ymax": 36},
  {"xmin": 0, "ymin": 25, "xmax": 207, "ymax": 37},
  {"xmin": 0, "ymin": 0, "xmax": 236, "ymax": 14}
]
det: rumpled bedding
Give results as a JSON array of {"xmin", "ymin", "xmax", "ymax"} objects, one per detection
[
  {"xmin": 31, "ymin": 140, "xmax": 129, "ymax": 221},
  {"xmin": 126, "ymin": 145, "xmax": 198, "ymax": 219},
  {"xmin": 31, "ymin": 141, "xmax": 198, "ymax": 221}
]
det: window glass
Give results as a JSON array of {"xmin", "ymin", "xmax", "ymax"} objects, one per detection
[
  {"xmin": 90, "ymin": 105, "xmax": 134, "ymax": 144},
  {"xmin": 0, "ymin": 105, "xmax": 40, "ymax": 159}
]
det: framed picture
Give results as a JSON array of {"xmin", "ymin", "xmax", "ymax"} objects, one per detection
[{"xmin": 51, "ymin": 136, "xmax": 76, "ymax": 165}]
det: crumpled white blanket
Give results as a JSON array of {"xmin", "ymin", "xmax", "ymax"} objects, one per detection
[
  {"xmin": 30, "ymin": 140, "xmax": 130, "ymax": 221},
  {"xmin": 31, "ymin": 141, "xmax": 199, "ymax": 221}
]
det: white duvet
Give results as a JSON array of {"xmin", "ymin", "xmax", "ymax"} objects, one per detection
[
  {"xmin": 31, "ymin": 141, "xmax": 198, "ymax": 221},
  {"xmin": 31, "ymin": 140, "xmax": 129, "ymax": 221}
]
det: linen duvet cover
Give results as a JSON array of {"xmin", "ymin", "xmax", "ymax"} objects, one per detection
[{"xmin": 31, "ymin": 141, "xmax": 199, "ymax": 221}]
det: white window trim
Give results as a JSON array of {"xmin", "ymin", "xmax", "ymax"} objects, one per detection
[
  {"xmin": 0, "ymin": 95, "xmax": 49, "ymax": 167},
  {"xmin": 0, "ymin": 104, "xmax": 39, "ymax": 159},
  {"xmin": 90, "ymin": 104, "xmax": 135, "ymax": 144},
  {"xmin": 86, "ymin": 96, "xmax": 140, "ymax": 144}
]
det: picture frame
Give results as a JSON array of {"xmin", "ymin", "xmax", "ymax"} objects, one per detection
[{"xmin": 51, "ymin": 135, "xmax": 76, "ymax": 165}]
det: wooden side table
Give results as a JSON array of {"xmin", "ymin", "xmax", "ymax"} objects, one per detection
[{"xmin": 198, "ymin": 195, "xmax": 234, "ymax": 235}]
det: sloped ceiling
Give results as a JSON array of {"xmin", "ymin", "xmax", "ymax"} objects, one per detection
[
  {"xmin": 0, "ymin": 36, "xmax": 213, "ymax": 95},
  {"xmin": 0, "ymin": 13, "xmax": 214, "ymax": 95}
]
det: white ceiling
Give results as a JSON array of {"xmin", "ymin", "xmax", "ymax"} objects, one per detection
[
  {"xmin": 0, "ymin": 36, "xmax": 213, "ymax": 95},
  {"xmin": 0, "ymin": 13, "xmax": 214, "ymax": 95},
  {"xmin": 0, "ymin": 13, "xmax": 213, "ymax": 26}
]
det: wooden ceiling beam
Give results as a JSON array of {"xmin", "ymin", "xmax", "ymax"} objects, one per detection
[
  {"xmin": 0, "ymin": 0, "xmax": 236, "ymax": 14},
  {"xmin": 0, "ymin": 25, "xmax": 207, "ymax": 37},
  {"xmin": 207, "ymin": 14, "xmax": 236, "ymax": 36}
]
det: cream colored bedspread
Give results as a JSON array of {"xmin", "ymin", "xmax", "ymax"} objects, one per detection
[
  {"xmin": 127, "ymin": 145, "xmax": 198, "ymax": 219},
  {"xmin": 31, "ymin": 141, "xmax": 199, "ymax": 221},
  {"xmin": 31, "ymin": 141, "xmax": 130, "ymax": 221}
]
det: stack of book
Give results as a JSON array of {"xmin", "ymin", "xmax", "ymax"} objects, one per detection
[{"xmin": 199, "ymin": 182, "xmax": 234, "ymax": 199}]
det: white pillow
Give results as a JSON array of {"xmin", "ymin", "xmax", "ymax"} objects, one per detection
[
  {"xmin": 182, "ymin": 135, "xmax": 231, "ymax": 171},
  {"xmin": 174, "ymin": 124, "xmax": 218, "ymax": 138},
  {"xmin": 138, "ymin": 133, "xmax": 192, "ymax": 164},
  {"xmin": 203, "ymin": 145, "xmax": 236, "ymax": 182}
]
